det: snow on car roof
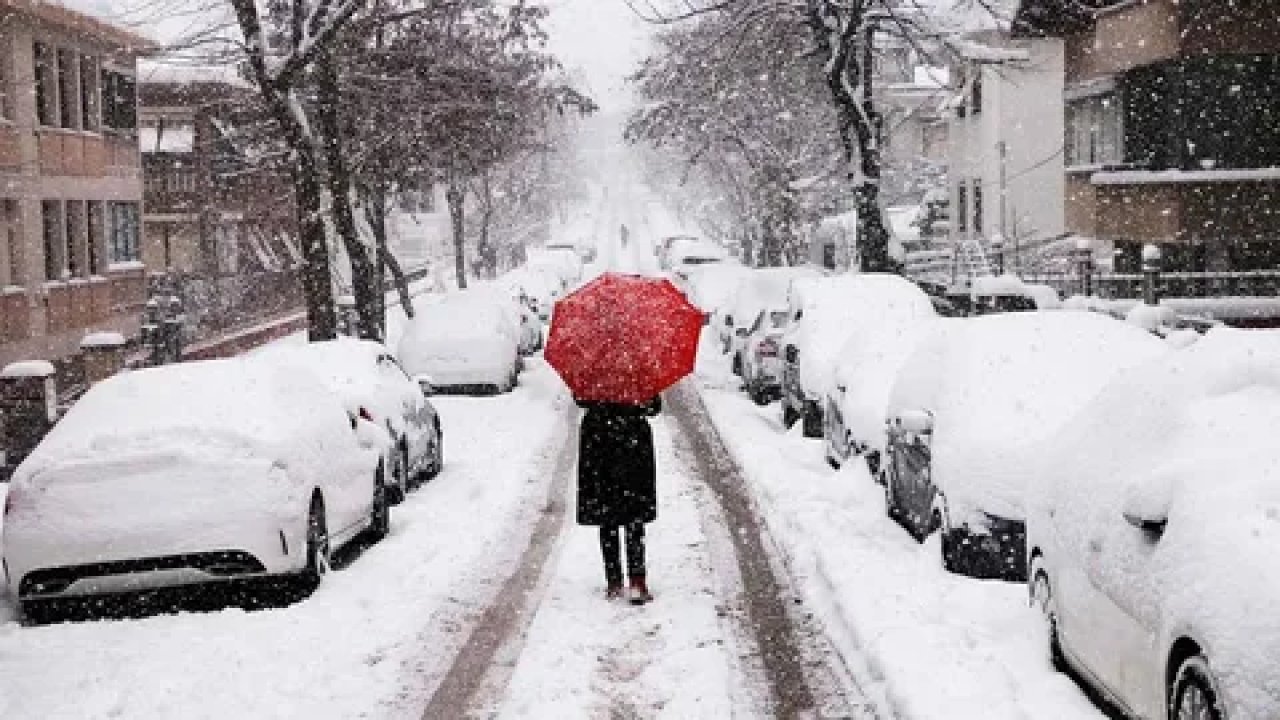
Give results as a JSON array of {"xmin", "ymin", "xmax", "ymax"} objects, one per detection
[
  {"xmin": 888, "ymin": 311, "xmax": 1165, "ymax": 520},
  {"xmin": 730, "ymin": 266, "xmax": 825, "ymax": 324},
  {"xmin": 14, "ymin": 356, "xmax": 359, "ymax": 486},
  {"xmin": 255, "ymin": 338, "xmax": 411, "ymax": 430},
  {"xmin": 683, "ymin": 263, "xmax": 752, "ymax": 313}
]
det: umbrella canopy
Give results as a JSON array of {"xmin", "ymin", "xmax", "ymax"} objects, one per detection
[{"xmin": 545, "ymin": 273, "xmax": 704, "ymax": 404}]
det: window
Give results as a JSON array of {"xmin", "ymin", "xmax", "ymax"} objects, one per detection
[
  {"xmin": 957, "ymin": 184, "xmax": 968, "ymax": 234},
  {"xmin": 57, "ymin": 49, "xmax": 78, "ymax": 129},
  {"xmin": 971, "ymin": 72, "xmax": 983, "ymax": 116},
  {"xmin": 34, "ymin": 42, "xmax": 56, "ymax": 127},
  {"xmin": 973, "ymin": 181, "xmax": 983, "ymax": 235},
  {"xmin": 101, "ymin": 70, "xmax": 137, "ymax": 132},
  {"xmin": 87, "ymin": 200, "xmax": 104, "ymax": 274},
  {"xmin": 167, "ymin": 169, "xmax": 196, "ymax": 192},
  {"xmin": 80, "ymin": 56, "xmax": 99, "ymax": 131},
  {"xmin": 107, "ymin": 201, "xmax": 139, "ymax": 263},
  {"xmin": 65, "ymin": 200, "xmax": 86, "ymax": 277},
  {"xmin": 42, "ymin": 199, "xmax": 64, "ymax": 280},
  {"xmin": 1066, "ymin": 92, "xmax": 1123, "ymax": 167},
  {"xmin": 0, "ymin": 34, "xmax": 12, "ymax": 121},
  {"xmin": 0, "ymin": 199, "xmax": 18, "ymax": 286}
]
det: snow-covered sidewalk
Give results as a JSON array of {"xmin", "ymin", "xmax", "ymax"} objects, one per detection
[
  {"xmin": 491, "ymin": 411, "xmax": 748, "ymax": 719},
  {"xmin": 0, "ymin": 362, "xmax": 570, "ymax": 720},
  {"xmin": 693, "ymin": 341, "xmax": 1106, "ymax": 720}
]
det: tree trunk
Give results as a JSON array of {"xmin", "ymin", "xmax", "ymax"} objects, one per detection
[
  {"xmin": 317, "ymin": 50, "xmax": 381, "ymax": 340},
  {"xmin": 446, "ymin": 177, "xmax": 467, "ymax": 289},
  {"xmin": 474, "ymin": 171, "xmax": 497, "ymax": 279},
  {"xmin": 363, "ymin": 183, "xmax": 414, "ymax": 320},
  {"xmin": 292, "ymin": 150, "xmax": 338, "ymax": 341}
]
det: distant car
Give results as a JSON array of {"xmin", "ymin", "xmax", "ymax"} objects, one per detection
[
  {"xmin": 737, "ymin": 307, "xmax": 791, "ymax": 405},
  {"xmin": 398, "ymin": 289, "xmax": 522, "ymax": 394},
  {"xmin": 657, "ymin": 234, "xmax": 700, "ymax": 269},
  {"xmin": 882, "ymin": 311, "xmax": 1163, "ymax": 580},
  {"xmin": 726, "ymin": 266, "xmax": 825, "ymax": 374},
  {"xmin": 1026, "ymin": 329, "xmax": 1280, "ymax": 720},
  {"xmin": 822, "ymin": 275, "xmax": 937, "ymax": 471},
  {"xmin": 499, "ymin": 266, "xmax": 561, "ymax": 321},
  {"xmin": 681, "ymin": 263, "xmax": 752, "ymax": 340},
  {"xmin": 668, "ymin": 238, "xmax": 731, "ymax": 283},
  {"xmin": 2, "ymin": 357, "xmax": 389, "ymax": 620},
  {"xmin": 528, "ymin": 247, "xmax": 583, "ymax": 287},
  {"xmin": 258, "ymin": 338, "xmax": 444, "ymax": 503}
]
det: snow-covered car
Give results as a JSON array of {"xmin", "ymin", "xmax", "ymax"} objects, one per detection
[
  {"xmin": 779, "ymin": 275, "xmax": 892, "ymax": 438},
  {"xmin": 822, "ymin": 275, "xmax": 937, "ymax": 471},
  {"xmin": 398, "ymin": 288, "xmax": 522, "ymax": 394},
  {"xmin": 967, "ymin": 274, "xmax": 1047, "ymax": 315},
  {"xmin": 499, "ymin": 266, "xmax": 562, "ymax": 321},
  {"xmin": 668, "ymin": 238, "xmax": 731, "ymax": 283},
  {"xmin": 257, "ymin": 338, "xmax": 444, "ymax": 502},
  {"xmin": 681, "ymin": 263, "xmax": 752, "ymax": 344},
  {"xmin": 727, "ymin": 266, "xmax": 825, "ymax": 376},
  {"xmin": 527, "ymin": 247, "xmax": 582, "ymax": 288},
  {"xmin": 1025, "ymin": 329, "xmax": 1280, "ymax": 720},
  {"xmin": 882, "ymin": 311, "xmax": 1164, "ymax": 580},
  {"xmin": 737, "ymin": 307, "xmax": 791, "ymax": 405},
  {"xmin": 2, "ymin": 357, "xmax": 390, "ymax": 619},
  {"xmin": 656, "ymin": 234, "xmax": 699, "ymax": 269}
]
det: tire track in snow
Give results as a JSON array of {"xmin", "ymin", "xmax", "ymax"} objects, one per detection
[{"xmin": 666, "ymin": 383, "xmax": 880, "ymax": 720}]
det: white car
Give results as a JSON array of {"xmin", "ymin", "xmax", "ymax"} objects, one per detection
[
  {"xmin": 1026, "ymin": 329, "xmax": 1280, "ymax": 720},
  {"xmin": 398, "ymin": 288, "xmax": 522, "ymax": 394},
  {"xmin": 680, "ymin": 263, "xmax": 752, "ymax": 347},
  {"xmin": 727, "ymin": 267, "xmax": 825, "ymax": 376},
  {"xmin": 668, "ymin": 238, "xmax": 731, "ymax": 283},
  {"xmin": 3, "ymin": 357, "xmax": 388, "ymax": 620},
  {"xmin": 822, "ymin": 275, "xmax": 937, "ymax": 471},
  {"xmin": 882, "ymin": 311, "xmax": 1163, "ymax": 580},
  {"xmin": 257, "ymin": 338, "xmax": 444, "ymax": 503},
  {"xmin": 499, "ymin": 266, "xmax": 561, "ymax": 321}
]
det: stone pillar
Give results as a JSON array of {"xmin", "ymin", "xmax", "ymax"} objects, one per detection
[
  {"xmin": 0, "ymin": 360, "xmax": 57, "ymax": 475},
  {"xmin": 80, "ymin": 331, "xmax": 126, "ymax": 384},
  {"xmin": 1142, "ymin": 243, "xmax": 1163, "ymax": 306}
]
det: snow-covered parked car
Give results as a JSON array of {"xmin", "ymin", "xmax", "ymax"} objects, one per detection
[
  {"xmin": 779, "ymin": 275, "xmax": 889, "ymax": 437},
  {"xmin": 1025, "ymin": 329, "xmax": 1280, "ymax": 720},
  {"xmin": 668, "ymin": 238, "xmax": 731, "ymax": 284},
  {"xmin": 727, "ymin": 266, "xmax": 824, "ymax": 373},
  {"xmin": 499, "ymin": 266, "xmax": 562, "ymax": 321},
  {"xmin": 257, "ymin": 338, "xmax": 444, "ymax": 503},
  {"xmin": 2, "ymin": 357, "xmax": 390, "ymax": 620},
  {"xmin": 882, "ymin": 311, "xmax": 1164, "ymax": 580},
  {"xmin": 398, "ymin": 288, "xmax": 523, "ymax": 394},
  {"xmin": 822, "ymin": 275, "xmax": 937, "ymax": 471},
  {"xmin": 681, "ymin": 262, "xmax": 751, "ymax": 342},
  {"xmin": 527, "ymin": 246, "xmax": 582, "ymax": 288}
]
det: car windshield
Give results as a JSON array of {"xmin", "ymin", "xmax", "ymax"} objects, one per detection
[{"xmin": 768, "ymin": 310, "xmax": 789, "ymax": 328}]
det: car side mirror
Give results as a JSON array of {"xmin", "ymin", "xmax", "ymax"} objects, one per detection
[
  {"xmin": 1123, "ymin": 510, "xmax": 1167, "ymax": 536},
  {"xmin": 416, "ymin": 376, "xmax": 435, "ymax": 397}
]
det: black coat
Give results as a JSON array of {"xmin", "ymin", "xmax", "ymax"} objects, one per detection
[{"xmin": 575, "ymin": 396, "xmax": 661, "ymax": 526}]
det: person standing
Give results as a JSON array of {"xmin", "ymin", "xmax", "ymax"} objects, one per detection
[{"xmin": 575, "ymin": 395, "xmax": 662, "ymax": 604}]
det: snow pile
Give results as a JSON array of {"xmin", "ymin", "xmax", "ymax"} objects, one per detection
[
  {"xmin": 831, "ymin": 276, "xmax": 937, "ymax": 458},
  {"xmin": 0, "ymin": 361, "xmax": 55, "ymax": 378},
  {"xmin": 887, "ymin": 312, "xmax": 1164, "ymax": 522},
  {"xmin": 79, "ymin": 331, "xmax": 126, "ymax": 349},
  {"xmin": 1022, "ymin": 329, "xmax": 1280, "ymax": 718},
  {"xmin": 1124, "ymin": 302, "xmax": 1176, "ymax": 334}
]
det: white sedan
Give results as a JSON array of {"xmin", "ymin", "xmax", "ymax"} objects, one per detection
[
  {"xmin": 398, "ymin": 288, "xmax": 522, "ymax": 394},
  {"xmin": 2, "ymin": 357, "xmax": 389, "ymax": 621},
  {"xmin": 257, "ymin": 338, "xmax": 444, "ymax": 503},
  {"xmin": 1026, "ymin": 329, "xmax": 1280, "ymax": 720}
]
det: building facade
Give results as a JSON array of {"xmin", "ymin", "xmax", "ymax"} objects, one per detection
[
  {"xmin": 0, "ymin": 1, "xmax": 148, "ymax": 369},
  {"xmin": 1016, "ymin": 0, "xmax": 1280, "ymax": 273},
  {"xmin": 947, "ymin": 31, "xmax": 1066, "ymax": 271}
]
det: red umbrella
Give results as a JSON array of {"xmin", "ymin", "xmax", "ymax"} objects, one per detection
[{"xmin": 545, "ymin": 273, "xmax": 704, "ymax": 404}]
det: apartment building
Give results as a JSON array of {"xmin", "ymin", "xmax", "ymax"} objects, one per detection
[
  {"xmin": 0, "ymin": 1, "xmax": 149, "ymax": 368},
  {"xmin": 1015, "ymin": 0, "xmax": 1280, "ymax": 273},
  {"xmin": 947, "ymin": 28, "xmax": 1066, "ymax": 269}
]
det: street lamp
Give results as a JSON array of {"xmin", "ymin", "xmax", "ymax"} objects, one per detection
[{"xmin": 1142, "ymin": 243, "xmax": 1163, "ymax": 306}]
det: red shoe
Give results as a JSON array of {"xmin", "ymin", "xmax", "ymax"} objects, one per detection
[
  {"xmin": 606, "ymin": 582, "xmax": 624, "ymax": 601},
  {"xmin": 627, "ymin": 576, "xmax": 653, "ymax": 605}
]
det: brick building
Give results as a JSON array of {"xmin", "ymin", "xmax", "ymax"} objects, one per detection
[{"xmin": 0, "ymin": 0, "xmax": 150, "ymax": 369}]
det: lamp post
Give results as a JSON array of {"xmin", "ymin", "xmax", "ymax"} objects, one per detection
[
  {"xmin": 1142, "ymin": 243, "xmax": 1162, "ymax": 306},
  {"xmin": 1075, "ymin": 236, "xmax": 1095, "ymax": 297}
]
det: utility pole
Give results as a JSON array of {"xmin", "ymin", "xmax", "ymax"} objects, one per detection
[{"xmin": 998, "ymin": 140, "xmax": 1011, "ymax": 273}]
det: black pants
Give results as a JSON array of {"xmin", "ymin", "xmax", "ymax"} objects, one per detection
[{"xmin": 599, "ymin": 523, "xmax": 646, "ymax": 585}]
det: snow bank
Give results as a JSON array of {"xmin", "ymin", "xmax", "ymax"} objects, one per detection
[
  {"xmin": 80, "ymin": 331, "xmax": 126, "ymax": 349},
  {"xmin": 1022, "ymin": 329, "xmax": 1280, "ymax": 718},
  {"xmin": 888, "ymin": 312, "xmax": 1164, "ymax": 522}
]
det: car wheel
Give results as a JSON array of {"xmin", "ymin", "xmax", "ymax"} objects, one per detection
[
  {"xmin": 782, "ymin": 400, "xmax": 800, "ymax": 428},
  {"xmin": 933, "ymin": 509, "xmax": 961, "ymax": 569},
  {"xmin": 300, "ymin": 496, "xmax": 330, "ymax": 590},
  {"xmin": 368, "ymin": 465, "xmax": 391, "ymax": 542},
  {"xmin": 731, "ymin": 353, "xmax": 743, "ymax": 376},
  {"xmin": 1032, "ymin": 569, "xmax": 1067, "ymax": 671},
  {"xmin": 19, "ymin": 598, "xmax": 60, "ymax": 625},
  {"xmin": 1171, "ymin": 656, "xmax": 1223, "ymax": 720}
]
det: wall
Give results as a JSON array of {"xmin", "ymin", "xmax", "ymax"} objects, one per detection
[{"xmin": 1065, "ymin": 0, "xmax": 1179, "ymax": 83}]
